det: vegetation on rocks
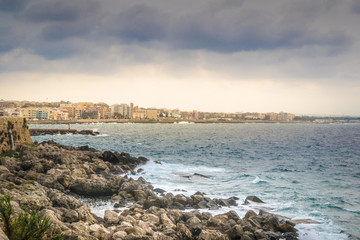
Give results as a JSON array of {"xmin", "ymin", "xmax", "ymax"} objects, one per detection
[{"xmin": 0, "ymin": 194, "xmax": 64, "ymax": 240}]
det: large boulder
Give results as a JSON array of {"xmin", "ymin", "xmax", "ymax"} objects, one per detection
[{"xmin": 69, "ymin": 178, "xmax": 117, "ymax": 196}]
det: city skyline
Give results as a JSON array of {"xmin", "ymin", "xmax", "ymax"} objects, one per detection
[{"xmin": 1, "ymin": 0, "xmax": 360, "ymax": 115}]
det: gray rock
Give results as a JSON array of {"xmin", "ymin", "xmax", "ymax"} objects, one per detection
[{"xmin": 244, "ymin": 195, "xmax": 265, "ymax": 204}]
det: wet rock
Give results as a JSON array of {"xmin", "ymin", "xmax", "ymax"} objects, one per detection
[
  {"xmin": 283, "ymin": 232, "xmax": 299, "ymax": 240},
  {"xmin": 198, "ymin": 200, "xmax": 208, "ymax": 209},
  {"xmin": 191, "ymin": 194, "xmax": 204, "ymax": 205},
  {"xmin": 244, "ymin": 210, "xmax": 258, "ymax": 220},
  {"xmin": 261, "ymin": 215, "xmax": 280, "ymax": 232},
  {"xmin": 194, "ymin": 173, "xmax": 210, "ymax": 178},
  {"xmin": 102, "ymin": 151, "xmax": 119, "ymax": 164},
  {"xmin": 154, "ymin": 188, "xmax": 166, "ymax": 194},
  {"xmin": 340, "ymin": 231, "xmax": 360, "ymax": 240},
  {"xmin": 225, "ymin": 210, "xmax": 241, "ymax": 222},
  {"xmin": 244, "ymin": 195, "xmax": 265, "ymax": 204},
  {"xmin": 279, "ymin": 223, "xmax": 298, "ymax": 233}
]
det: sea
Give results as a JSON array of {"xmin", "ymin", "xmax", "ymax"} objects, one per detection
[{"xmin": 30, "ymin": 122, "xmax": 360, "ymax": 240}]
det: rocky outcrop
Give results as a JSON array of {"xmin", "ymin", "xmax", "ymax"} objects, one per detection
[
  {"xmin": 0, "ymin": 140, "xmax": 301, "ymax": 240},
  {"xmin": 30, "ymin": 129, "xmax": 99, "ymax": 136},
  {"xmin": 0, "ymin": 117, "xmax": 32, "ymax": 153}
]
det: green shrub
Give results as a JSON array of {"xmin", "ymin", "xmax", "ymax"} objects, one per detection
[{"xmin": 0, "ymin": 195, "xmax": 64, "ymax": 240}]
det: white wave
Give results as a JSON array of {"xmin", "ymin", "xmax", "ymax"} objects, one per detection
[
  {"xmin": 96, "ymin": 134, "xmax": 109, "ymax": 137},
  {"xmin": 252, "ymin": 176, "xmax": 267, "ymax": 184},
  {"xmin": 175, "ymin": 121, "xmax": 195, "ymax": 124}
]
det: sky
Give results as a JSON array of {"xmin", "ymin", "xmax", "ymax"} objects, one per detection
[{"xmin": 0, "ymin": 0, "xmax": 359, "ymax": 115}]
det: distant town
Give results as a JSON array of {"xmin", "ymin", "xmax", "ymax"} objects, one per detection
[{"xmin": 0, "ymin": 99, "xmax": 359, "ymax": 123}]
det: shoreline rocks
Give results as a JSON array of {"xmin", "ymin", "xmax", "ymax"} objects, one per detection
[
  {"xmin": 0, "ymin": 141, "xmax": 302, "ymax": 240},
  {"xmin": 29, "ymin": 128, "xmax": 100, "ymax": 136}
]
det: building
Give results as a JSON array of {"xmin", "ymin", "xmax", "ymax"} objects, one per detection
[
  {"xmin": 20, "ymin": 108, "xmax": 37, "ymax": 119},
  {"xmin": 36, "ymin": 110, "xmax": 48, "ymax": 120},
  {"xmin": 279, "ymin": 112, "xmax": 295, "ymax": 121},
  {"xmin": 130, "ymin": 103, "xmax": 134, "ymax": 119},
  {"xmin": 145, "ymin": 109, "xmax": 158, "ymax": 119},
  {"xmin": 265, "ymin": 112, "xmax": 281, "ymax": 121},
  {"xmin": 111, "ymin": 104, "xmax": 131, "ymax": 118},
  {"xmin": 132, "ymin": 109, "xmax": 146, "ymax": 119}
]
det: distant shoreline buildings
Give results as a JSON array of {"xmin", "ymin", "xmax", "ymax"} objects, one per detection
[{"xmin": 1, "ymin": 99, "xmax": 358, "ymax": 123}]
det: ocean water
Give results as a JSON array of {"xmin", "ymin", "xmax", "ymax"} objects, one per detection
[{"xmin": 30, "ymin": 123, "xmax": 360, "ymax": 240}]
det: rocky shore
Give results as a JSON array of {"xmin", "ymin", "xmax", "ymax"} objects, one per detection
[
  {"xmin": 29, "ymin": 129, "xmax": 100, "ymax": 136},
  {"xmin": 0, "ymin": 141, "xmax": 301, "ymax": 240}
]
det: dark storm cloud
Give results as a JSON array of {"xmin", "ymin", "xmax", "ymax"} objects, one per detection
[
  {"xmin": 0, "ymin": 27, "xmax": 18, "ymax": 53},
  {"xmin": 23, "ymin": 2, "xmax": 81, "ymax": 22},
  {"xmin": 22, "ymin": 0, "xmax": 100, "ymax": 22},
  {"xmin": 40, "ymin": 22, "xmax": 92, "ymax": 41},
  {"xmin": 0, "ymin": 0, "xmax": 356, "ymax": 58},
  {"xmin": 106, "ymin": 4, "xmax": 168, "ymax": 42},
  {"xmin": 0, "ymin": 0, "xmax": 28, "ymax": 12},
  {"xmin": 351, "ymin": 0, "xmax": 360, "ymax": 14}
]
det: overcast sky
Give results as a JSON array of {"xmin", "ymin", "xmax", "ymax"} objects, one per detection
[{"xmin": 0, "ymin": 0, "xmax": 359, "ymax": 115}]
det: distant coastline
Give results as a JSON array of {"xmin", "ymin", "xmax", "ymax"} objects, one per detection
[{"xmin": 29, "ymin": 119, "xmax": 316, "ymax": 124}]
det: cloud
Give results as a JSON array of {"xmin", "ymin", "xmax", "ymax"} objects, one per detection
[
  {"xmin": 105, "ymin": 4, "xmax": 169, "ymax": 43},
  {"xmin": 0, "ymin": 0, "xmax": 359, "ymax": 85},
  {"xmin": 0, "ymin": 0, "xmax": 28, "ymax": 12},
  {"xmin": 0, "ymin": 0, "xmax": 353, "ymax": 57}
]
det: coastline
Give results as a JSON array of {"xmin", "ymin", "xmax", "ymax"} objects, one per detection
[
  {"xmin": 29, "ymin": 119, "xmax": 310, "ymax": 125},
  {"xmin": 0, "ymin": 141, "xmax": 303, "ymax": 240}
]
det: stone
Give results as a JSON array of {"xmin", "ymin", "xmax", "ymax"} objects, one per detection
[
  {"xmin": 244, "ymin": 196, "xmax": 265, "ymax": 204},
  {"xmin": 262, "ymin": 215, "xmax": 280, "ymax": 232},
  {"xmin": 113, "ymin": 230, "xmax": 127, "ymax": 239},
  {"xmin": 63, "ymin": 209, "xmax": 79, "ymax": 222},
  {"xmin": 225, "ymin": 225, "xmax": 243, "ymax": 239},
  {"xmin": 191, "ymin": 194, "xmax": 204, "ymax": 205},
  {"xmin": 278, "ymin": 223, "xmax": 298, "ymax": 233},
  {"xmin": 0, "ymin": 228, "xmax": 9, "ymax": 240},
  {"xmin": 69, "ymin": 178, "xmax": 116, "ymax": 196},
  {"xmin": 154, "ymin": 188, "xmax": 166, "ymax": 194},
  {"xmin": 141, "ymin": 213, "xmax": 159, "ymax": 224},
  {"xmin": 244, "ymin": 210, "xmax": 258, "ymax": 220},
  {"xmin": 104, "ymin": 210, "xmax": 119, "ymax": 225},
  {"xmin": 176, "ymin": 223, "xmax": 193, "ymax": 240},
  {"xmin": 198, "ymin": 229, "xmax": 228, "ymax": 240},
  {"xmin": 241, "ymin": 235, "xmax": 253, "ymax": 240},
  {"xmin": 225, "ymin": 210, "xmax": 240, "ymax": 221},
  {"xmin": 89, "ymin": 224, "xmax": 110, "ymax": 240},
  {"xmin": 125, "ymin": 226, "xmax": 147, "ymax": 236},
  {"xmin": 254, "ymin": 229, "xmax": 267, "ymax": 239},
  {"xmin": 161, "ymin": 213, "xmax": 175, "ymax": 228}
]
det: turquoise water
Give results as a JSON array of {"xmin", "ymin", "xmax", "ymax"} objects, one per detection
[{"xmin": 30, "ymin": 123, "xmax": 360, "ymax": 240}]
